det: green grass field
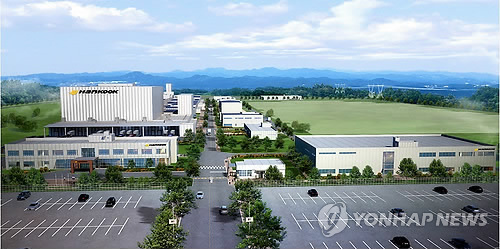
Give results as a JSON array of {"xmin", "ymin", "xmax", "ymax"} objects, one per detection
[
  {"xmin": 250, "ymin": 100, "xmax": 499, "ymax": 145},
  {"xmin": 1, "ymin": 102, "xmax": 61, "ymax": 146}
]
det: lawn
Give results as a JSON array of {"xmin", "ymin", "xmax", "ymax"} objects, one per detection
[
  {"xmin": 221, "ymin": 135, "xmax": 294, "ymax": 153},
  {"xmin": 1, "ymin": 101, "xmax": 61, "ymax": 145},
  {"xmin": 249, "ymin": 100, "xmax": 499, "ymax": 145}
]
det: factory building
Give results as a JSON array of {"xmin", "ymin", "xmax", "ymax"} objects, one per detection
[
  {"xmin": 260, "ymin": 95, "xmax": 302, "ymax": 101},
  {"xmin": 235, "ymin": 159, "xmax": 285, "ymax": 179},
  {"xmin": 295, "ymin": 134, "xmax": 496, "ymax": 176},
  {"xmin": 219, "ymin": 100, "xmax": 243, "ymax": 114},
  {"xmin": 222, "ymin": 112, "xmax": 263, "ymax": 128},
  {"xmin": 177, "ymin": 94, "xmax": 194, "ymax": 116},
  {"xmin": 244, "ymin": 122, "xmax": 278, "ymax": 140}
]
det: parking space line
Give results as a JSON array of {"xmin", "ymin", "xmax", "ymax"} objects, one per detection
[
  {"xmin": 288, "ymin": 193, "xmax": 297, "ymax": 205},
  {"xmin": 483, "ymin": 190, "xmax": 499, "ymax": 200},
  {"xmin": 290, "ymin": 213, "xmax": 302, "ymax": 230},
  {"xmin": 92, "ymin": 218, "xmax": 106, "ymax": 236},
  {"xmin": 118, "ymin": 217, "xmax": 129, "ymax": 235},
  {"xmin": 105, "ymin": 218, "xmax": 117, "ymax": 235},
  {"xmin": 78, "ymin": 218, "xmax": 94, "ymax": 236},
  {"xmin": 2, "ymin": 220, "xmax": 23, "ymax": 236},
  {"xmin": 370, "ymin": 191, "xmax": 386, "ymax": 202},
  {"xmin": 65, "ymin": 218, "xmax": 82, "ymax": 236},
  {"xmin": 441, "ymin": 209, "xmax": 466, "ymax": 224},
  {"xmin": 361, "ymin": 192, "xmax": 376, "ymax": 203},
  {"xmin": 388, "ymin": 240, "xmax": 399, "ymax": 249},
  {"xmin": 302, "ymin": 213, "xmax": 314, "ymax": 229},
  {"xmin": 349, "ymin": 241, "xmax": 357, "ymax": 249},
  {"xmin": 1, "ymin": 199, "xmax": 12, "ymax": 207},
  {"xmin": 52, "ymin": 219, "xmax": 70, "ymax": 237},
  {"xmin": 375, "ymin": 240, "xmax": 385, "ymax": 249},
  {"xmin": 371, "ymin": 212, "xmax": 387, "ymax": 227},
  {"xmin": 297, "ymin": 193, "xmax": 307, "ymax": 204},
  {"xmin": 24, "ymin": 219, "xmax": 45, "ymax": 238},
  {"xmin": 278, "ymin": 193, "xmax": 286, "ymax": 205},
  {"xmin": 489, "ymin": 208, "xmax": 499, "ymax": 214},
  {"xmin": 414, "ymin": 239, "xmax": 427, "ymax": 249},
  {"xmin": 38, "ymin": 219, "xmax": 58, "ymax": 237},
  {"xmin": 134, "ymin": 196, "xmax": 142, "ymax": 208},
  {"xmin": 356, "ymin": 212, "xmax": 374, "ymax": 228},
  {"xmin": 362, "ymin": 241, "xmax": 371, "ymax": 249},
  {"xmin": 321, "ymin": 211, "xmax": 340, "ymax": 229},
  {"xmin": 457, "ymin": 189, "xmax": 484, "ymax": 200},
  {"xmin": 68, "ymin": 201, "xmax": 79, "ymax": 210},
  {"xmin": 488, "ymin": 237, "xmax": 499, "ymax": 244},
  {"xmin": 426, "ymin": 239, "xmax": 441, "ymax": 249},
  {"xmin": 421, "ymin": 190, "xmax": 445, "ymax": 201},
  {"xmin": 476, "ymin": 237, "xmax": 495, "ymax": 248},
  {"xmin": 90, "ymin": 197, "xmax": 102, "ymax": 209},
  {"xmin": 58, "ymin": 198, "xmax": 72, "ymax": 210},
  {"xmin": 310, "ymin": 242, "xmax": 315, "ymax": 249},
  {"xmin": 113, "ymin": 197, "xmax": 123, "ymax": 209},
  {"xmin": 344, "ymin": 213, "xmax": 357, "ymax": 228},
  {"xmin": 318, "ymin": 195, "xmax": 328, "ymax": 204},
  {"xmin": 309, "ymin": 196, "xmax": 318, "ymax": 204},
  {"xmin": 343, "ymin": 192, "xmax": 356, "ymax": 203},
  {"xmin": 324, "ymin": 192, "xmax": 336, "ymax": 203},
  {"xmin": 448, "ymin": 190, "xmax": 471, "ymax": 200},
  {"xmin": 396, "ymin": 191, "xmax": 415, "ymax": 202},
  {"xmin": 352, "ymin": 192, "xmax": 367, "ymax": 203},
  {"xmin": 405, "ymin": 191, "xmax": 424, "ymax": 201},
  {"xmin": 439, "ymin": 238, "xmax": 455, "ymax": 249},
  {"xmin": 80, "ymin": 197, "xmax": 92, "ymax": 210},
  {"xmin": 1, "ymin": 220, "xmax": 10, "ymax": 227},
  {"xmin": 323, "ymin": 241, "xmax": 329, "ymax": 249},
  {"xmin": 376, "ymin": 212, "xmax": 395, "ymax": 227},
  {"xmin": 36, "ymin": 198, "xmax": 53, "ymax": 210},
  {"xmin": 336, "ymin": 242, "xmax": 343, "ymax": 249},
  {"xmin": 313, "ymin": 213, "xmax": 326, "ymax": 229},
  {"xmin": 10, "ymin": 220, "xmax": 34, "ymax": 238},
  {"xmin": 46, "ymin": 198, "xmax": 62, "ymax": 210},
  {"xmin": 123, "ymin": 196, "xmax": 133, "ymax": 208},
  {"xmin": 415, "ymin": 191, "xmax": 434, "ymax": 202},
  {"xmin": 333, "ymin": 192, "xmax": 346, "ymax": 203}
]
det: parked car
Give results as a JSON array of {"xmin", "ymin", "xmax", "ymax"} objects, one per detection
[
  {"xmin": 448, "ymin": 238, "xmax": 471, "ymax": 249},
  {"xmin": 105, "ymin": 197, "xmax": 116, "ymax": 207},
  {"xmin": 391, "ymin": 236, "xmax": 411, "ymax": 249},
  {"xmin": 468, "ymin": 185, "xmax": 483, "ymax": 193},
  {"xmin": 17, "ymin": 191, "xmax": 31, "ymax": 200},
  {"xmin": 78, "ymin": 194, "xmax": 90, "ymax": 202},
  {"xmin": 307, "ymin": 189, "xmax": 318, "ymax": 197},
  {"xmin": 219, "ymin": 206, "xmax": 228, "ymax": 215},
  {"xmin": 462, "ymin": 205, "xmax": 480, "ymax": 214},
  {"xmin": 196, "ymin": 191, "xmax": 204, "ymax": 199},
  {"xmin": 433, "ymin": 186, "xmax": 448, "ymax": 194},
  {"xmin": 390, "ymin": 208, "xmax": 405, "ymax": 217},
  {"xmin": 27, "ymin": 202, "xmax": 40, "ymax": 211}
]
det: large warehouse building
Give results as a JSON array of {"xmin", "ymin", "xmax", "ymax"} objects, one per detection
[{"xmin": 295, "ymin": 134, "xmax": 496, "ymax": 176}]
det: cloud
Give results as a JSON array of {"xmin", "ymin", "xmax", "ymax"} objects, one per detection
[
  {"xmin": 1, "ymin": 1, "xmax": 195, "ymax": 32},
  {"xmin": 413, "ymin": 0, "xmax": 495, "ymax": 4},
  {"xmin": 208, "ymin": 0, "xmax": 288, "ymax": 16}
]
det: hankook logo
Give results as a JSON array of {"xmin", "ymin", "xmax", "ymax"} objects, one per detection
[
  {"xmin": 145, "ymin": 144, "xmax": 167, "ymax": 147},
  {"xmin": 69, "ymin": 89, "xmax": 119, "ymax": 95}
]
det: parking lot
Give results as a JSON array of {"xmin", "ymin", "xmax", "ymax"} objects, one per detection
[
  {"xmin": 1, "ymin": 190, "xmax": 163, "ymax": 249},
  {"xmin": 261, "ymin": 183, "xmax": 499, "ymax": 249}
]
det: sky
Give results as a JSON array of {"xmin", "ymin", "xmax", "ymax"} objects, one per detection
[{"xmin": 1, "ymin": 0, "xmax": 499, "ymax": 75}]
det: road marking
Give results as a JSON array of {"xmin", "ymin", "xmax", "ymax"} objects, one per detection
[
  {"xmin": 318, "ymin": 195, "xmax": 328, "ymax": 204},
  {"xmin": 105, "ymin": 218, "xmax": 117, "ymax": 235},
  {"xmin": 38, "ymin": 219, "xmax": 57, "ymax": 237},
  {"xmin": 405, "ymin": 191, "xmax": 423, "ymax": 201},
  {"xmin": 25, "ymin": 219, "xmax": 45, "ymax": 238},
  {"xmin": 11, "ymin": 220, "xmax": 34, "ymax": 238},
  {"xmin": 324, "ymin": 192, "xmax": 336, "ymax": 203},
  {"xmin": 46, "ymin": 198, "xmax": 62, "ymax": 210},
  {"xmin": 302, "ymin": 213, "xmax": 314, "ymax": 229},
  {"xmin": 439, "ymin": 238, "xmax": 455, "ymax": 249},
  {"xmin": 323, "ymin": 241, "xmax": 329, "ymax": 249},
  {"xmin": 37, "ymin": 198, "xmax": 53, "ymax": 210},
  {"xmin": 123, "ymin": 196, "xmax": 133, "ymax": 208},
  {"xmin": 297, "ymin": 193, "xmax": 307, "ymax": 204},
  {"xmin": 65, "ymin": 218, "xmax": 82, "ymax": 236},
  {"xmin": 1, "ymin": 199, "xmax": 12, "ymax": 207},
  {"xmin": 343, "ymin": 192, "xmax": 356, "ymax": 203},
  {"xmin": 118, "ymin": 217, "xmax": 129, "ymax": 235},
  {"xmin": 52, "ymin": 219, "xmax": 70, "ymax": 237},
  {"xmin": 78, "ymin": 218, "xmax": 94, "ymax": 236},
  {"xmin": 290, "ymin": 213, "xmax": 302, "ymax": 230},
  {"xmin": 322, "ymin": 212, "xmax": 340, "ymax": 229},
  {"xmin": 376, "ymin": 212, "xmax": 393, "ymax": 227},
  {"xmin": 1, "ymin": 220, "xmax": 10, "ymax": 227},
  {"xmin": 309, "ymin": 196, "xmax": 318, "ymax": 204},
  {"xmin": 90, "ymin": 197, "xmax": 102, "ymax": 209},
  {"xmin": 333, "ymin": 192, "xmax": 346, "ymax": 202},
  {"xmin": 361, "ymin": 192, "xmax": 376, "ymax": 203},
  {"xmin": 134, "ymin": 196, "xmax": 143, "ymax": 208},
  {"xmin": 310, "ymin": 242, "xmax": 315, "ymax": 249},
  {"xmin": 448, "ymin": 190, "xmax": 471, "ymax": 200},
  {"xmin": 396, "ymin": 191, "xmax": 415, "ymax": 202},
  {"xmin": 352, "ymin": 192, "xmax": 367, "ymax": 203},
  {"xmin": 426, "ymin": 239, "xmax": 441, "ymax": 249},
  {"xmin": 477, "ymin": 237, "xmax": 496, "ymax": 248},
  {"xmin": 388, "ymin": 240, "xmax": 399, "ymax": 249},
  {"xmin": 80, "ymin": 197, "xmax": 92, "ymax": 210},
  {"xmin": 356, "ymin": 212, "xmax": 374, "ymax": 228},
  {"xmin": 349, "ymin": 241, "xmax": 357, "ymax": 249},
  {"xmin": 370, "ymin": 191, "xmax": 386, "ymax": 202},
  {"xmin": 313, "ymin": 212, "xmax": 326, "ymax": 229},
  {"xmin": 68, "ymin": 201, "xmax": 79, "ymax": 210},
  {"xmin": 488, "ymin": 237, "xmax": 499, "ymax": 244},
  {"xmin": 415, "ymin": 191, "xmax": 434, "ymax": 202},
  {"xmin": 375, "ymin": 240, "xmax": 385, "ymax": 249},
  {"xmin": 58, "ymin": 198, "xmax": 72, "ymax": 210},
  {"xmin": 414, "ymin": 239, "xmax": 427, "ymax": 249},
  {"xmin": 362, "ymin": 241, "xmax": 371, "ymax": 249},
  {"xmin": 113, "ymin": 197, "xmax": 123, "ymax": 209},
  {"xmin": 278, "ymin": 193, "xmax": 287, "ymax": 205},
  {"xmin": 288, "ymin": 193, "xmax": 297, "ymax": 205},
  {"xmin": 92, "ymin": 218, "xmax": 106, "ymax": 236},
  {"xmin": 345, "ymin": 213, "xmax": 358, "ymax": 228},
  {"xmin": 1, "ymin": 220, "xmax": 22, "ymax": 236},
  {"xmin": 489, "ymin": 208, "xmax": 500, "ymax": 214},
  {"xmin": 336, "ymin": 242, "xmax": 343, "ymax": 249}
]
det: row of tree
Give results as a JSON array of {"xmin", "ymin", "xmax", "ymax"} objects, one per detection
[
  {"xmin": 1, "ymin": 112, "xmax": 38, "ymax": 131},
  {"xmin": 216, "ymin": 128, "xmax": 287, "ymax": 152},
  {"xmin": 229, "ymin": 180, "xmax": 286, "ymax": 249},
  {"xmin": 398, "ymin": 158, "xmax": 491, "ymax": 178},
  {"xmin": 1, "ymin": 80, "xmax": 60, "ymax": 106},
  {"xmin": 2, "ymin": 167, "xmax": 46, "ymax": 185}
]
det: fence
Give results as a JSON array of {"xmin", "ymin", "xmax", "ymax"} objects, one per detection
[{"xmin": 251, "ymin": 176, "xmax": 499, "ymax": 188}]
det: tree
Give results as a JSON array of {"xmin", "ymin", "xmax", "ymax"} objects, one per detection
[
  {"xmin": 89, "ymin": 170, "xmax": 100, "ymax": 183},
  {"xmin": 460, "ymin": 163, "xmax": 473, "ymax": 177},
  {"xmin": 226, "ymin": 136, "xmax": 238, "ymax": 152},
  {"xmin": 183, "ymin": 158, "xmax": 200, "ymax": 177},
  {"xmin": 194, "ymin": 130, "xmax": 206, "ymax": 145},
  {"xmin": 186, "ymin": 145, "xmax": 201, "ymax": 160},
  {"xmin": 145, "ymin": 158, "xmax": 155, "ymax": 168},
  {"xmin": 262, "ymin": 137, "xmax": 272, "ymax": 152},
  {"xmin": 127, "ymin": 160, "xmax": 136, "ymax": 169},
  {"xmin": 20, "ymin": 120, "xmax": 37, "ymax": 132},
  {"xmin": 264, "ymin": 166, "xmax": 283, "ymax": 181},
  {"xmin": 471, "ymin": 164, "xmax": 483, "ymax": 177},
  {"xmin": 160, "ymin": 182, "xmax": 196, "ymax": 218},
  {"xmin": 308, "ymin": 167, "xmax": 320, "ymax": 179},
  {"xmin": 138, "ymin": 208, "xmax": 188, "ymax": 249},
  {"xmin": 250, "ymin": 136, "xmax": 261, "ymax": 150},
  {"xmin": 265, "ymin": 109, "xmax": 274, "ymax": 117},
  {"xmin": 216, "ymin": 128, "xmax": 227, "ymax": 147},
  {"xmin": 398, "ymin": 158, "xmax": 418, "ymax": 177},
  {"xmin": 274, "ymin": 135, "xmax": 285, "ymax": 149},
  {"xmin": 350, "ymin": 166, "xmax": 361, "ymax": 178},
  {"xmin": 77, "ymin": 173, "xmax": 90, "ymax": 184},
  {"xmin": 203, "ymin": 120, "xmax": 208, "ymax": 128},
  {"xmin": 154, "ymin": 162, "xmax": 172, "ymax": 181},
  {"xmin": 8, "ymin": 167, "xmax": 27, "ymax": 185},
  {"xmin": 429, "ymin": 159, "xmax": 447, "ymax": 177},
  {"xmin": 298, "ymin": 155, "xmax": 313, "ymax": 173},
  {"xmin": 362, "ymin": 165, "xmax": 375, "ymax": 178},
  {"xmin": 274, "ymin": 118, "xmax": 282, "ymax": 128},
  {"xmin": 26, "ymin": 168, "xmax": 46, "ymax": 185},
  {"xmin": 32, "ymin": 107, "xmax": 41, "ymax": 117},
  {"xmin": 240, "ymin": 136, "xmax": 251, "ymax": 151},
  {"xmin": 105, "ymin": 166, "xmax": 124, "ymax": 183},
  {"xmin": 385, "ymin": 171, "xmax": 393, "ymax": 178},
  {"xmin": 184, "ymin": 129, "xmax": 194, "ymax": 143}
]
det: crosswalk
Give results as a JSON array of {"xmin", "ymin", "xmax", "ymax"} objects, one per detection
[{"xmin": 200, "ymin": 165, "xmax": 226, "ymax": 170}]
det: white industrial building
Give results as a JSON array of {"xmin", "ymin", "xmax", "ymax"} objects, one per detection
[
  {"xmin": 222, "ymin": 112, "xmax": 263, "ymax": 128},
  {"xmin": 235, "ymin": 159, "xmax": 285, "ymax": 179},
  {"xmin": 295, "ymin": 134, "xmax": 497, "ymax": 176},
  {"xmin": 219, "ymin": 100, "xmax": 243, "ymax": 114},
  {"xmin": 177, "ymin": 94, "xmax": 194, "ymax": 116},
  {"xmin": 214, "ymin": 96, "xmax": 235, "ymax": 101},
  {"xmin": 164, "ymin": 83, "xmax": 174, "ymax": 100},
  {"xmin": 244, "ymin": 122, "xmax": 278, "ymax": 140},
  {"xmin": 260, "ymin": 95, "xmax": 302, "ymax": 101},
  {"xmin": 5, "ymin": 132, "xmax": 177, "ymax": 170}
]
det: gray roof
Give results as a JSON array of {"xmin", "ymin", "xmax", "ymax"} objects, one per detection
[
  {"xmin": 296, "ymin": 135, "xmax": 490, "ymax": 148},
  {"xmin": 235, "ymin": 159, "xmax": 285, "ymax": 166},
  {"xmin": 245, "ymin": 124, "xmax": 276, "ymax": 132},
  {"xmin": 10, "ymin": 137, "xmax": 176, "ymax": 145},
  {"xmin": 45, "ymin": 119, "xmax": 193, "ymax": 128}
]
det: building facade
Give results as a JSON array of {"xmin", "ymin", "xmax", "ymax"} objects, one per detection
[
  {"xmin": 260, "ymin": 95, "xmax": 302, "ymax": 101},
  {"xmin": 295, "ymin": 134, "xmax": 496, "ymax": 176},
  {"xmin": 222, "ymin": 112, "xmax": 263, "ymax": 127},
  {"xmin": 177, "ymin": 94, "xmax": 194, "ymax": 116},
  {"xmin": 244, "ymin": 122, "xmax": 278, "ymax": 140},
  {"xmin": 235, "ymin": 159, "xmax": 285, "ymax": 179},
  {"xmin": 219, "ymin": 100, "xmax": 243, "ymax": 114}
]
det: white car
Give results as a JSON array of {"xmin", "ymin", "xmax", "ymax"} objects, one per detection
[
  {"xmin": 196, "ymin": 191, "xmax": 204, "ymax": 199},
  {"xmin": 27, "ymin": 202, "xmax": 40, "ymax": 211}
]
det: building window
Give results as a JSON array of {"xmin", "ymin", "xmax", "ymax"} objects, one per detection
[
  {"xmin": 318, "ymin": 169, "xmax": 336, "ymax": 174},
  {"xmin": 39, "ymin": 161, "xmax": 50, "ymax": 167},
  {"xmin": 237, "ymin": 170, "xmax": 253, "ymax": 177},
  {"xmin": 98, "ymin": 159, "xmax": 121, "ymax": 168},
  {"xmin": 224, "ymin": 117, "xmax": 232, "ymax": 119},
  {"xmin": 38, "ymin": 150, "xmax": 49, "ymax": 156},
  {"xmin": 8, "ymin": 161, "xmax": 20, "ymax": 168},
  {"xmin": 459, "ymin": 152, "xmax": 474, "ymax": 157},
  {"xmin": 55, "ymin": 159, "xmax": 72, "ymax": 168},
  {"xmin": 483, "ymin": 151, "xmax": 495, "ymax": 157},
  {"xmin": 67, "ymin": 150, "xmax": 77, "ymax": 156},
  {"xmin": 81, "ymin": 148, "xmax": 95, "ymax": 157},
  {"xmin": 142, "ymin": 149, "xmax": 153, "ymax": 155},
  {"xmin": 339, "ymin": 152, "xmax": 356, "ymax": 155},
  {"xmin": 419, "ymin": 152, "xmax": 436, "ymax": 157},
  {"xmin": 113, "ymin": 149, "xmax": 124, "ymax": 155},
  {"xmin": 124, "ymin": 158, "xmax": 158, "ymax": 168},
  {"xmin": 439, "ymin": 152, "xmax": 456, "ymax": 157},
  {"xmin": 53, "ymin": 150, "xmax": 64, "ymax": 156},
  {"xmin": 156, "ymin": 149, "xmax": 167, "ymax": 154},
  {"xmin": 223, "ymin": 124, "xmax": 232, "ymax": 127},
  {"xmin": 7, "ymin": 151, "xmax": 19, "ymax": 156},
  {"xmin": 23, "ymin": 161, "xmax": 35, "ymax": 167},
  {"xmin": 339, "ymin": 169, "xmax": 352, "ymax": 174},
  {"xmin": 128, "ymin": 149, "xmax": 138, "ymax": 155},
  {"xmin": 98, "ymin": 149, "xmax": 110, "ymax": 155},
  {"xmin": 418, "ymin": 167, "xmax": 429, "ymax": 172},
  {"xmin": 319, "ymin": 152, "xmax": 336, "ymax": 155},
  {"xmin": 383, "ymin": 151, "xmax": 395, "ymax": 170},
  {"xmin": 23, "ymin": 150, "xmax": 34, "ymax": 156},
  {"xmin": 245, "ymin": 117, "xmax": 252, "ymax": 119}
]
